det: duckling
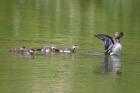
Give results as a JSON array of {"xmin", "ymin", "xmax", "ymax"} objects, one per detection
[
  {"xmin": 9, "ymin": 46, "xmax": 26, "ymax": 53},
  {"xmin": 41, "ymin": 46, "xmax": 57, "ymax": 53},
  {"xmin": 22, "ymin": 48, "xmax": 35, "ymax": 56},
  {"xmin": 58, "ymin": 45, "xmax": 78, "ymax": 53},
  {"xmin": 9, "ymin": 46, "xmax": 35, "ymax": 56}
]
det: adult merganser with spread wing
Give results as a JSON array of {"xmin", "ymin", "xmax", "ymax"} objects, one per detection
[{"xmin": 95, "ymin": 32, "xmax": 124, "ymax": 55}]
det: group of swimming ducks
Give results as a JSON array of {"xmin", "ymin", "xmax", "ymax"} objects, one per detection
[
  {"xmin": 9, "ymin": 32, "xmax": 124, "ymax": 57},
  {"xmin": 9, "ymin": 45, "xmax": 79, "ymax": 56}
]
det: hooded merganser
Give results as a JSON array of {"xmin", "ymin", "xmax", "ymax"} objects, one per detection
[{"xmin": 95, "ymin": 32, "xmax": 124, "ymax": 55}]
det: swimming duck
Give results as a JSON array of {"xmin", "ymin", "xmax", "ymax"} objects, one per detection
[
  {"xmin": 9, "ymin": 46, "xmax": 26, "ymax": 54},
  {"xmin": 58, "ymin": 45, "xmax": 78, "ymax": 53},
  {"xmin": 41, "ymin": 46, "xmax": 57, "ymax": 53},
  {"xmin": 22, "ymin": 48, "xmax": 35, "ymax": 56},
  {"xmin": 95, "ymin": 32, "xmax": 124, "ymax": 55},
  {"xmin": 9, "ymin": 46, "xmax": 35, "ymax": 56}
]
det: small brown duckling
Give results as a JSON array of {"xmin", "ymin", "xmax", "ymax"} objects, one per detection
[
  {"xmin": 9, "ymin": 46, "xmax": 35, "ymax": 56},
  {"xmin": 41, "ymin": 46, "xmax": 57, "ymax": 53},
  {"xmin": 58, "ymin": 45, "xmax": 78, "ymax": 53}
]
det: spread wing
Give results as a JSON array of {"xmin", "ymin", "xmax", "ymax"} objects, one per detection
[{"xmin": 95, "ymin": 34, "xmax": 114, "ymax": 50}]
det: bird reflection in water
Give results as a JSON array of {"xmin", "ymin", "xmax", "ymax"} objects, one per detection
[{"xmin": 96, "ymin": 54, "xmax": 121, "ymax": 77}]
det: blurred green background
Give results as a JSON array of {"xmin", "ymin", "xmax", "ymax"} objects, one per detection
[{"xmin": 0, "ymin": 0, "xmax": 140, "ymax": 93}]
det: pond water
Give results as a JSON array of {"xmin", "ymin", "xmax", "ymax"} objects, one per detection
[{"xmin": 0, "ymin": 0, "xmax": 140, "ymax": 93}]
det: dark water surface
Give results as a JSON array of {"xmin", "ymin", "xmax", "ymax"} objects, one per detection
[{"xmin": 0, "ymin": 0, "xmax": 140, "ymax": 93}]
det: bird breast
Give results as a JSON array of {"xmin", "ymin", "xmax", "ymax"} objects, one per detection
[{"xmin": 110, "ymin": 43, "xmax": 122, "ymax": 55}]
